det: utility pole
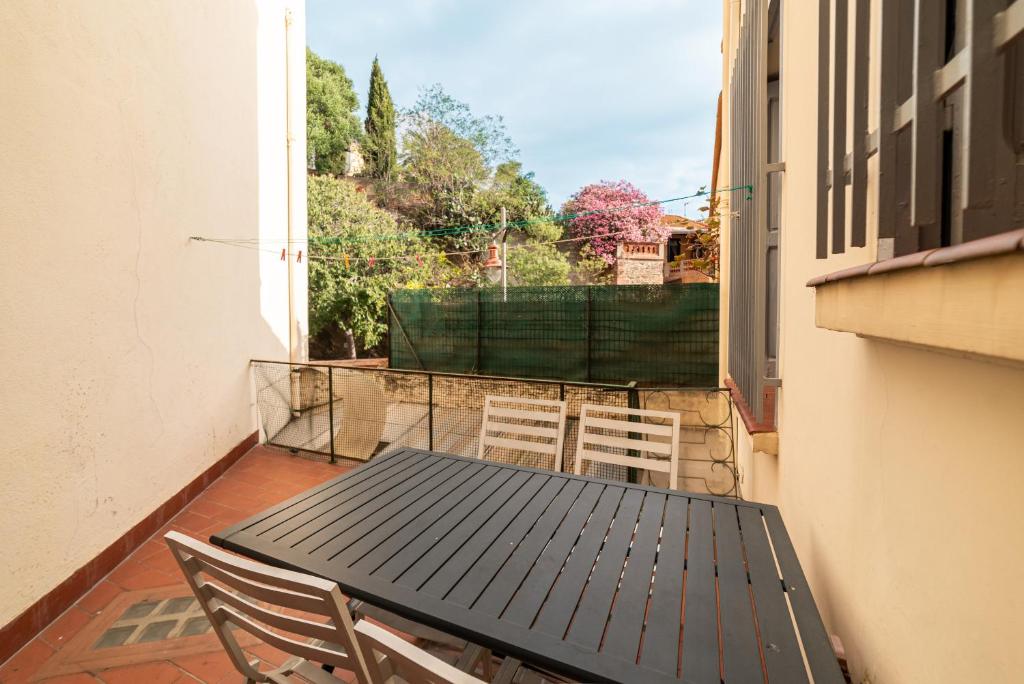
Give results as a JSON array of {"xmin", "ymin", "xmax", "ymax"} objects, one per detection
[{"xmin": 500, "ymin": 206, "xmax": 508, "ymax": 302}]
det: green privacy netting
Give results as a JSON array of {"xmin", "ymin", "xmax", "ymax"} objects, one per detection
[{"xmin": 388, "ymin": 283, "xmax": 719, "ymax": 387}]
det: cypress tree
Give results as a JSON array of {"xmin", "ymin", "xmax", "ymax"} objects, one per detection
[{"xmin": 364, "ymin": 57, "xmax": 397, "ymax": 180}]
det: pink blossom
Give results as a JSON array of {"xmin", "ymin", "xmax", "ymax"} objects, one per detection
[{"xmin": 561, "ymin": 180, "xmax": 667, "ymax": 265}]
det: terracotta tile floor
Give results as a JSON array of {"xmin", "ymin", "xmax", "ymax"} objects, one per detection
[{"xmin": 0, "ymin": 446, "xmax": 356, "ymax": 684}]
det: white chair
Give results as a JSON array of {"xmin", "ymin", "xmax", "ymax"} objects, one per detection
[
  {"xmin": 477, "ymin": 395, "xmax": 568, "ymax": 471},
  {"xmin": 165, "ymin": 531, "xmax": 485, "ymax": 684},
  {"xmin": 355, "ymin": 620, "xmax": 484, "ymax": 684},
  {"xmin": 574, "ymin": 404, "xmax": 681, "ymax": 490}
]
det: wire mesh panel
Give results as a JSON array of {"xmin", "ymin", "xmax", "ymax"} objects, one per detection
[
  {"xmin": 389, "ymin": 283, "xmax": 719, "ymax": 386},
  {"xmin": 252, "ymin": 362, "xmax": 335, "ymax": 462},
  {"xmin": 250, "ymin": 361, "xmax": 738, "ymax": 497}
]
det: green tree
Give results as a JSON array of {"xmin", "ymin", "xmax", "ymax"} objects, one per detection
[
  {"xmin": 306, "ymin": 49, "xmax": 362, "ymax": 175},
  {"xmin": 307, "ymin": 175, "xmax": 457, "ymax": 357},
  {"xmin": 364, "ymin": 57, "xmax": 397, "ymax": 180},
  {"xmin": 476, "ymin": 161, "xmax": 550, "ymax": 224},
  {"xmin": 571, "ymin": 244, "xmax": 614, "ymax": 285},
  {"xmin": 402, "ymin": 84, "xmax": 517, "ymax": 167},
  {"xmin": 399, "ymin": 119, "xmax": 491, "ymax": 248},
  {"xmin": 506, "ymin": 243, "xmax": 570, "ymax": 286}
]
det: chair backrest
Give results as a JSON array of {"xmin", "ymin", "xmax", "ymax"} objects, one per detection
[
  {"xmin": 575, "ymin": 404, "xmax": 681, "ymax": 489},
  {"xmin": 477, "ymin": 395, "xmax": 568, "ymax": 471},
  {"xmin": 165, "ymin": 530, "xmax": 372, "ymax": 684},
  {"xmin": 354, "ymin": 619, "xmax": 485, "ymax": 684}
]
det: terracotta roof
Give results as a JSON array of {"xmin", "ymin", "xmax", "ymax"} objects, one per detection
[
  {"xmin": 806, "ymin": 227, "xmax": 1024, "ymax": 286},
  {"xmin": 661, "ymin": 215, "xmax": 709, "ymax": 230}
]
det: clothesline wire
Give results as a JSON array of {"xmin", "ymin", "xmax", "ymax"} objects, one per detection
[
  {"xmin": 189, "ymin": 184, "xmax": 749, "ymax": 247},
  {"xmin": 195, "ymin": 220, "xmax": 705, "ymax": 266}
]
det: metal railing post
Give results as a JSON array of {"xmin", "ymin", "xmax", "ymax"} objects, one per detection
[
  {"xmin": 585, "ymin": 288, "xmax": 592, "ymax": 383},
  {"xmin": 476, "ymin": 291, "xmax": 483, "ymax": 373},
  {"xmin": 327, "ymin": 367, "xmax": 336, "ymax": 463},
  {"xmin": 387, "ymin": 293, "xmax": 394, "ymax": 369},
  {"xmin": 558, "ymin": 383, "xmax": 566, "ymax": 472},
  {"xmin": 626, "ymin": 381, "xmax": 640, "ymax": 484},
  {"xmin": 428, "ymin": 372, "xmax": 434, "ymax": 451}
]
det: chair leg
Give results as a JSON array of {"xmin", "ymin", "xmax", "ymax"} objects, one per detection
[
  {"xmin": 455, "ymin": 643, "xmax": 491, "ymax": 676},
  {"xmin": 492, "ymin": 657, "xmax": 522, "ymax": 684}
]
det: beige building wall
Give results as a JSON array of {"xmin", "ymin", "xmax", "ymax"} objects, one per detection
[
  {"xmin": 720, "ymin": 2, "xmax": 1024, "ymax": 683},
  {"xmin": 0, "ymin": 0, "xmax": 307, "ymax": 627}
]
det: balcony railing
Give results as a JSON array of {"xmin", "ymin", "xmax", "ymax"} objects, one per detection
[{"xmin": 250, "ymin": 360, "xmax": 742, "ymax": 498}]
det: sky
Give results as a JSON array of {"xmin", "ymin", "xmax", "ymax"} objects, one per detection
[{"xmin": 306, "ymin": 0, "xmax": 721, "ymax": 212}]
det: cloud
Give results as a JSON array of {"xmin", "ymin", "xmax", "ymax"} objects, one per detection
[{"xmin": 307, "ymin": 0, "xmax": 720, "ymax": 207}]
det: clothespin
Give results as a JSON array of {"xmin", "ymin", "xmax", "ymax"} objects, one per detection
[
  {"xmin": 296, "ymin": 250, "xmax": 302, "ymax": 263},
  {"xmin": 416, "ymin": 254, "xmax": 423, "ymax": 266},
  {"xmin": 280, "ymin": 248, "xmax": 286, "ymax": 261},
  {"xmin": 344, "ymin": 253, "xmax": 350, "ymax": 268},
  {"xmin": 368, "ymin": 256, "xmax": 376, "ymax": 268}
]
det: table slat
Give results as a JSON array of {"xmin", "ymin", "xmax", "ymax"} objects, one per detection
[
  {"xmin": 323, "ymin": 461, "xmax": 487, "ymax": 563},
  {"xmin": 737, "ymin": 506, "xmax": 809, "ymax": 683},
  {"xmin": 280, "ymin": 457, "xmax": 458, "ymax": 552},
  {"xmin": 512, "ymin": 485, "xmax": 622, "ymax": 630},
  {"xmin": 763, "ymin": 507, "xmax": 846, "ymax": 683},
  {"xmin": 679, "ymin": 499, "xmax": 719, "ymax": 682},
  {"xmin": 418, "ymin": 473, "xmax": 551, "ymax": 598},
  {"xmin": 473, "ymin": 481, "xmax": 598, "ymax": 618},
  {"xmin": 376, "ymin": 469, "xmax": 532, "ymax": 585},
  {"xmin": 523, "ymin": 485, "xmax": 624, "ymax": 634},
  {"xmin": 447, "ymin": 477, "xmax": 572, "ymax": 608},
  {"xmin": 639, "ymin": 495, "xmax": 688, "ymax": 677},
  {"xmin": 601, "ymin": 491, "xmax": 666, "ymax": 662},
  {"xmin": 351, "ymin": 466, "xmax": 516, "ymax": 577},
  {"xmin": 242, "ymin": 449, "xmax": 427, "ymax": 538},
  {"xmin": 715, "ymin": 504, "xmax": 764, "ymax": 684},
  {"xmin": 563, "ymin": 488, "xmax": 645, "ymax": 650}
]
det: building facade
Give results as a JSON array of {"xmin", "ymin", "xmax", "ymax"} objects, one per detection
[
  {"xmin": 717, "ymin": 1, "xmax": 1024, "ymax": 682},
  {"xmin": 0, "ymin": 0, "xmax": 308, "ymax": 653}
]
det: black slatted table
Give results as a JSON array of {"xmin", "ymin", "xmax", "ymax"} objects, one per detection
[{"xmin": 211, "ymin": 448, "xmax": 843, "ymax": 683}]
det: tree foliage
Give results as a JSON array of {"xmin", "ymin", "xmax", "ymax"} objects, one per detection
[
  {"xmin": 561, "ymin": 180, "xmax": 667, "ymax": 264},
  {"xmin": 306, "ymin": 49, "xmax": 363, "ymax": 175},
  {"xmin": 479, "ymin": 162, "xmax": 550, "ymax": 223},
  {"xmin": 690, "ymin": 190, "xmax": 722, "ymax": 280},
  {"xmin": 398, "ymin": 119, "xmax": 490, "ymax": 245},
  {"xmin": 402, "ymin": 84, "xmax": 517, "ymax": 167},
  {"xmin": 364, "ymin": 57, "xmax": 397, "ymax": 180},
  {"xmin": 307, "ymin": 175, "xmax": 457, "ymax": 357},
  {"xmin": 506, "ymin": 243, "xmax": 570, "ymax": 286},
  {"xmin": 570, "ymin": 244, "xmax": 614, "ymax": 285}
]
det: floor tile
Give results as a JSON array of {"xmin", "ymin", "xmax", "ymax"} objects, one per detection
[
  {"xmin": 0, "ymin": 639, "xmax": 56, "ymax": 683},
  {"xmin": 40, "ymin": 607, "xmax": 93, "ymax": 650},
  {"xmin": 94, "ymin": 661, "xmax": 186, "ymax": 684},
  {"xmin": 170, "ymin": 651, "xmax": 237, "ymax": 684},
  {"xmin": 35, "ymin": 673, "xmax": 101, "ymax": 683},
  {"xmin": 76, "ymin": 581, "xmax": 124, "ymax": 617}
]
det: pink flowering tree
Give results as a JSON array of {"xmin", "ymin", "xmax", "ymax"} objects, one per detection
[{"xmin": 561, "ymin": 180, "xmax": 668, "ymax": 265}]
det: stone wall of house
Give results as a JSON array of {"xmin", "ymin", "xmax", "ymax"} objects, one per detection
[{"xmin": 615, "ymin": 241, "xmax": 666, "ymax": 285}]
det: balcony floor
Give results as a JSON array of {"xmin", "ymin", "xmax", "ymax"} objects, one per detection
[{"xmin": 0, "ymin": 445, "xmax": 357, "ymax": 684}]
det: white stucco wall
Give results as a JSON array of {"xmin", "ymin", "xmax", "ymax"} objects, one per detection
[
  {"xmin": 719, "ymin": 2, "xmax": 1024, "ymax": 682},
  {"xmin": 0, "ymin": 0, "xmax": 306, "ymax": 626}
]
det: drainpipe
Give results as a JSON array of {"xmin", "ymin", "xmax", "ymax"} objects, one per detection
[
  {"xmin": 285, "ymin": 9, "xmax": 302, "ymax": 415},
  {"xmin": 285, "ymin": 8, "xmax": 297, "ymax": 364}
]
